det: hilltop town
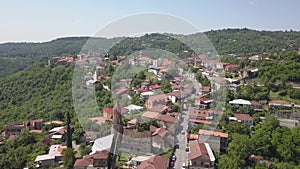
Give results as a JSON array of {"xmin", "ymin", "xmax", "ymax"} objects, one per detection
[{"xmin": 0, "ymin": 32, "xmax": 300, "ymax": 169}]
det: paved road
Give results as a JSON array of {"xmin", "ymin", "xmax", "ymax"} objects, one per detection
[
  {"xmin": 173, "ymin": 73, "xmax": 199, "ymax": 169},
  {"xmin": 174, "ymin": 109, "xmax": 189, "ymax": 169}
]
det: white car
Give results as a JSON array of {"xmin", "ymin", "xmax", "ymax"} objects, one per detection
[{"xmin": 182, "ymin": 162, "xmax": 186, "ymax": 168}]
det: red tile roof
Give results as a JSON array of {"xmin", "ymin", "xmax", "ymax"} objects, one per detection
[
  {"xmin": 167, "ymin": 91, "xmax": 180, "ymax": 98},
  {"xmin": 136, "ymin": 56, "xmax": 153, "ymax": 61},
  {"xmin": 250, "ymin": 100, "xmax": 261, "ymax": 106},
  {"xmin": 138, "ymin": 155, "xmax": 169, "ymax": 169},
  {"xmin": 157, "ymin": 113, "xmax": 177, "ymax": 123},
  {"xmin": 225, "ymin": 64, "xmax": 239, "ymax": 69},
  {"xmin": 199, "ymin": 97, "xmax": 214, "ymax": 104},
  {"xmin": 87, "ymin": 150, "xmax": 109, "ymax": 159},
  {"xmin": 234, "ymin": 113, "xmax": 253, "ymax": 121},
  {"xmin": 189, "ymin": 119, "xmax": 212, "ymax": 125},
  {"xmin": 189, "ymin": 109, "xmax": 213, "ymax": 119},
  {"xmin": 123, "ymin": 129, "xmax": 152, "ymax": 138},
  {"xmin": 149, "ymin": 84, "xmax": 160, "ymax": 89},
  {"xmin": 188, "ymin": 140, "xmax": 210, "ymax": 160},
  {"xmin": 73, "ymin": 158, "xmax": 92, "ymax": 167},
  {"xmin": 187, "ymin": 134, "xmax": 199, "ymax": 140},
  {"xmin": 103, "ymin": 108, "xmax": 114, "ymax": 115},
  {"xmin": 198, "ymin": 129, "xmax": 228, "ymax": 138},
  {"xmin": 74, "ymin": 150, "xmax": 109, "ymax": 167},
  {"xmin": 136, "ymin": 88, "xmax": 149, "ymax": 92},
  {"xmin": 152, "ymin": 127, "xmax": 167, "ymax": 137},
  {"xmin": 171, "ymin": 85, "xmax": 180, "ymax": 89},
  {"xmin": 149, "ymin": 125, "xmax": 158, "ymax": 133}
]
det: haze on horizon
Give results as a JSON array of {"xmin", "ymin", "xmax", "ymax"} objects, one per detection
[{"xmin": 1, "ymin": 0, "xmax": 300, "ymax": 43}]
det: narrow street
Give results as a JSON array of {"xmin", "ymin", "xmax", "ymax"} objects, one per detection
[
  {"xmin": 174, "ymin": 107, "xmax": 189, "ymax": 168},
  {"xmin": 173, "ymin": 73, "xmax": 199, "ymax": 169}
]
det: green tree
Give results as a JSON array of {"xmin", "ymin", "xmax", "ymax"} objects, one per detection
[
  {"xmin": 66, "ymin": 112, "xmax": 72, "ymax": 149},
  {"xmin": 218, "ymin": 133, "xmax": 253, "ymax": 168},
  {"xmin": 62, "ymin": 148, "xmax": 76, "ymax": 168},
  {"xmin": 160, "ymin": 80, "xmax": 172, "ymax": 93},
  {"xmin": 218, "ymin": 154, "xmax": 239, "ymax": 169}
]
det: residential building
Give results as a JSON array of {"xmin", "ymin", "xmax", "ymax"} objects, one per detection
[
  {"xmin": 4, "ymin": 119, "xmax": 43, "ymax": 137},
  {"xmin": 150, "ymin": 126, "xmax": 174, "ymax": 150},
  {"xmin": 188, "ymin": 140, "xmax": 215, "ymax": 169},
  {"xmin": 233, "ymin": 113, "xmax": 254, "ymax": 127},
  {"xmin": 120, "ymin": 129, "xmax": 152, "ymax": 154},
  {"xmin": 198, "ymin": 129, "xmax": 228, "ymax": 154},
  {"xmin": 103, "ymin": 108, "xmax": 114, "ymax": 119},
  {"xmin": 138, "ymin": 155, "xmax": 169, "ymax": 169},
  {"xmin": 73, "ymin": 150, "xmax": 109, "ymax": 169},
  {"xmin": 130, "ymin": 56, "xmax": 153, "ymax": 66},
  {"xmin": 35, "ymin": 145, "xmax": 67, "ymax": 168},
  {"xmin": 145, "ymin": 94, "xmax": 169, "ymax": 109}
]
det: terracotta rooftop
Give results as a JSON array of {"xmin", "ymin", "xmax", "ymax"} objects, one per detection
[
  {"xmin": 189, "ymin": 119, "xmax": 212, "ymax": 125},
  {"xmin": 188, "ymin": 140, "xmax": 210, "ymax": 160},
  {"xmin": 127, "ymin": 118, "xmax": 137, "ymax": 125},
  {"xmin": 152, "ymin": 127, "xmax": 167, "ymax": 137},
  {"xmin": 73, "ymin": 158, "xmax": 92, "ymax": 167},
  {"xmin": 250, "ymin": 100, "xmax": 261, "ymax": 106},
  {"xmin": 74, "ymin": 150, "xmax": 109, "ymax": 167},
  {"xmin": 142, "ymin": 111, "xmax": 160, "ymax": 119},
  {"xmin": 86, "ymin": 150, "xmax": 109, "ymax": 160},
  {"xmin": 225, "ymin": 64, "xmax": 239, "ymax": 69},
  {"xmin": 149, "ymin": 125, "xmax": 158, "ymax": 133},
  {"xmin": 189, "ymin": 109, "xmax": 213, "ymax": 119},
  {"xmin": 269, "ymin": 100, "xmax": 291, "ymax": 106},
  {"xmin": 167, "ymin": 91, "xmax": 181, "ymax": 98},
  {"xmin": 149, "ymin": 84, "xmax": 160, "ymax": 89},
  {"xmin": 234, "ymin": 113, "xmax": 253, "ymax": 121},
  {"xmin": 123, "ymin": 129, "xmax": 152, "ymax": 138},
  {"xmin": 89, "ymin": 117, "xmax": 108, "ymax": 125},
  {"xmin": 157, "ymin": 113, "xmax": 178, "ymax": 123},
  {"xmin": 136, "ymin": 88, "xmax": 149, "ymax": 92},
  {"xmin": 147, "ymin": 94, "xmax": 168, "ymax": 103},
  {"xmin": 147, "ymin": 104, "xmax": 169, "ymax": 113},
  {"xmin": 138, "ymin": 155, "xmax": 169, "ymax": 169},
  {"xmin": 198, "ymin": 129, "xmax": 228, "ymax": 138},
  {"xmin": 103, "ymin": 108, "xmax": 114, "ymax": 115},
  {"xmin": 199, "ymin": 97, "xmax": 214, "ymax": 104},
  {"xmin": 136, "ymin": 56, "xmax": 153, "ymax": 61},
  {"xmin": 187, "ymin": 134, "xmax": 199, "ymax": 140}
]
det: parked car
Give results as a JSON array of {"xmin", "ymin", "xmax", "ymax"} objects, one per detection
[
  {"xmin": 185, "ymin": 146, "xmax": 189, "ymax": 152},
  {"xmin": 173, "ymin": 144, "xmax": 179, "ymax": 151},
  {"xmin": 182, "ymin": 162, "xmax": 186, "ymax": 168},
  {"xmin": 171, "ymin": 154, "xmax": 176, "ymax": 161},
  {"xmin": 170, "ymin": 161, "xmax": 175, "ymax": 167}
]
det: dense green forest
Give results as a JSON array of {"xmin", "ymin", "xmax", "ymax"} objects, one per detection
[
  {"xmin": 219, "ymin": 115, "xmax": 300, "ymax": 169},
  {"xmin": 1, "ymin": 29, "xmax": 300, "ymax": 78},
  {"xmin": 205, "ymin": 28, "xmax": 300, "ymax": 55},
  {"xmin": 0, "ymin": 37, "xmax": 89, "ymax": 79},
  {"xmin": 0, "ymin": 63, "xmax": 75, "ymax": 130}
]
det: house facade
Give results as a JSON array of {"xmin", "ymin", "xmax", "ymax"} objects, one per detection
[
  {"xmin": 120, "ymin": 129, "xmax": 152, "ymax": 153},
  {"xmin": 138, "ymin": 155, "xmax": 169, "ymax": 169},
  {"xmin": 198, "ymin": 129, "xmax": 228, "ymax": 154},
  {"xmin": 188, "ymin": 140, "xmax": 215, "ymax": 169},
  {"xmin": 73, "ymin": 150, "xmax": 109, "ymax": 169}
]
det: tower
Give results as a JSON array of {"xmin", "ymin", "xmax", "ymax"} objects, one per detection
[{"xmin": 108, "ymin": 102, "xmax": 123, "ymax": 169}]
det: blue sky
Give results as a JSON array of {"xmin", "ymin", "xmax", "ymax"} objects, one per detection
[{"xmin": 0, "ymin": 0, "xmax": 299, "ymax": 42}]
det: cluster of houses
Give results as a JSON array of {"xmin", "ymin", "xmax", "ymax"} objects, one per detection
[
  {"xmin": 8, "ymin": 51, "xmax": 297, "ymax": 169},
  {"xmin": 1, "ymin": 119, "xmax": 70, "ymax": 168},
  {"xmin": 2, "ymin": 119, "xmax": 43, "ymax": 139},
  {"xmin": 71, "ymin": 54, "xmax": 230, "ymax": 169}
]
